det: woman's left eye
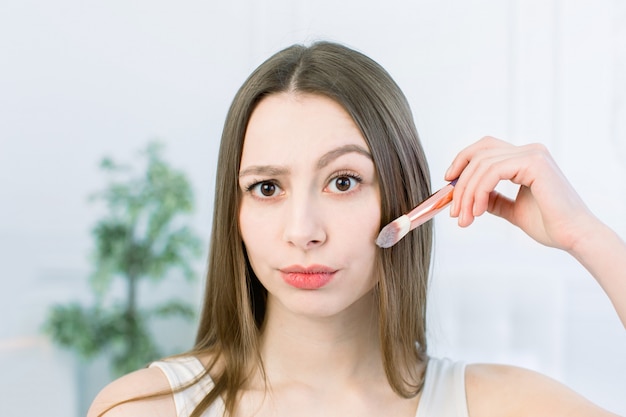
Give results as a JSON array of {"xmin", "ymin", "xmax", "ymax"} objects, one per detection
[{"xmin": 326, "ymin": 174, "xmax": 361, "ymax": 193}]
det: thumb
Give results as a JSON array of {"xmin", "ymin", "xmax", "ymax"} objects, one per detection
[{"xmin": 487, "ymin": 190, "xmax": 517, "ymax": 225}]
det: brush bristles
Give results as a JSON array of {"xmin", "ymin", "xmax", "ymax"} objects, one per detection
[{"xmin": 375, "ymin": 215, "xmax": 411, "ymax": 248}]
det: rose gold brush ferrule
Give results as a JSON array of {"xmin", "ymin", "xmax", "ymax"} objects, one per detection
[{"xmin": 406, "ymin": 180, "xmax": 456, "ymax": 231}]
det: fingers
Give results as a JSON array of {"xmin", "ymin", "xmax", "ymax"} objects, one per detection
[
  {"xmin": 446, "ymin": 137, "xmax": 512, "ymax": 226},
  {"xmin": 444, "ymin": 136, "xmax": 508, "ymax": 182},
  {"xmin": 446, "ymin": 137, "xmax": 549, "ymax": 227}
]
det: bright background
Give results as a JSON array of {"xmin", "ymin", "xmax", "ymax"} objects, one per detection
[{"xmin": 1, "ymin": 0, "xmax": 625, "ymax": 416}]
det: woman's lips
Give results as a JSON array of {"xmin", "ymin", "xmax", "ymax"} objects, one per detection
[{"xmin": 279, "ymin": 265, "xmax": 337, "ymax": 290}]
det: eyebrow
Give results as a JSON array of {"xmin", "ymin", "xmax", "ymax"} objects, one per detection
[
  {"xmin": 238, "ymin": 144, "xmax": 372, "ymax": 178},
  {"xmin": 238, "ymin": 165, "xmax": 290, "ymax": 178},
  {"xmin": 317, "ymin": 144, "xmax": 372, "ymax": 169}
]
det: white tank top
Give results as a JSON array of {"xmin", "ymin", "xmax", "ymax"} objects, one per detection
[{"xmin": 150, "ymin": 356, "xmax": 468, "ymax": 417}]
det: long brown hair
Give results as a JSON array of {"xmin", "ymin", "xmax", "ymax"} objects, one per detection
[{"xmin": 191, "ymin": 41, "xmax": 432, "ymax": 416}]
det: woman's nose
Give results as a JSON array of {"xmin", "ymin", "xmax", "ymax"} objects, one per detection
[{"xmin": 282, "ymin": 192, "xmax": 327, "ymax": 250}]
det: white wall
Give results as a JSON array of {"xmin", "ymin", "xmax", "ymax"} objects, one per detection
[{"xmin": 1, "ymin": 0, "xmax": 624, "ymax": 415}]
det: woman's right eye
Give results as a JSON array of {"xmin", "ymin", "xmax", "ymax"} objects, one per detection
[{"xmin": 247, "ymin": 181, "xmax": 282, "ymax": 198}]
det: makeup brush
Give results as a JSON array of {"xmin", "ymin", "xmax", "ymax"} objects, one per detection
[{"xmin": 376, "ymin": 179, "xmax": 457, "ymax": 248}]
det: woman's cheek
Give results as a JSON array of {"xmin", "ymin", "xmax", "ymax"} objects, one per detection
[
  {"xmin": 240, "ymin": 205, "xmax": 278, "ymax": 250},
  {"xmin": 345, "ymin": 193, "xmax": 381, "ymax": 242}
]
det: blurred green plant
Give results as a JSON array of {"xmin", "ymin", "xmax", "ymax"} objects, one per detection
[{"xmin": 44, "ymin": 142, "xmax": 203, "ymax": 376}]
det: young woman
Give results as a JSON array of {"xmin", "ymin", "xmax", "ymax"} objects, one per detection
[{"xmin": 88, "ymin": 41, "xmax": 626, "ymax": 417}]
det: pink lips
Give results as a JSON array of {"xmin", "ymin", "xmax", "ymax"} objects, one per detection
[{"xmin": 279, "ymin": 265, "xmax": 337, "ymax": 290}]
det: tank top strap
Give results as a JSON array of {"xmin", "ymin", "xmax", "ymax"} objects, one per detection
[
  {"xmin": 415, "ymin": 357, "xmax": 469, "ymax": 417},
  {"xmin": 150, "ymin": 356, "xmax": 225, "ymax": 417}
]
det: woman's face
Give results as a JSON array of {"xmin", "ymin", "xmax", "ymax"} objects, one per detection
[{"xmin": 238, "ymin": 92, "xmax": 382, "ymax": 319}]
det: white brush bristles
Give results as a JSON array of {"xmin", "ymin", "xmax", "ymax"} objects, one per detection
[{"xmin": 375, "ymin": 215, "xmax": 411, "ymax": 248}]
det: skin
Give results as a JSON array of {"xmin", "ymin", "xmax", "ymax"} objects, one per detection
[{"xmin": 87, "ymin": 108, "xmax": 625, "ymax": 416}]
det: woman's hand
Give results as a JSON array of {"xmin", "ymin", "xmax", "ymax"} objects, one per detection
[
  {"xmin": 444, "ymin": 136, "xmax": 596, "ymax": 252},
  {"xmin": 446, "ymin": 136, "xmax": 626, "ymax": 328}
]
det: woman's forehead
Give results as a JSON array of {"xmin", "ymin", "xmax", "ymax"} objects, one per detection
[{"xmin": 240, "ymin": 92, "xmax": 370, "ymax": 167}]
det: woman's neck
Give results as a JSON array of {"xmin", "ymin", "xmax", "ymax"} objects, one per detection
[{"xmin": 257, "ymin": 290, "xmax": 384, "ymax": 387}]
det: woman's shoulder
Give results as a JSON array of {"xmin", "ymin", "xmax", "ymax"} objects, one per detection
[
  {"xmin": 465, "ymin": 363, "xmax": 618, "ymax": 417},
  {"xmin": 87, "ymin": 365, "xmax": 176, "ymax": 417}
]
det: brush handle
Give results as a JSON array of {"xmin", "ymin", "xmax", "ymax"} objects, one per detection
[{"xmin": 407, "ymin": 181, "xmax": 456, "ymax": 231}]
